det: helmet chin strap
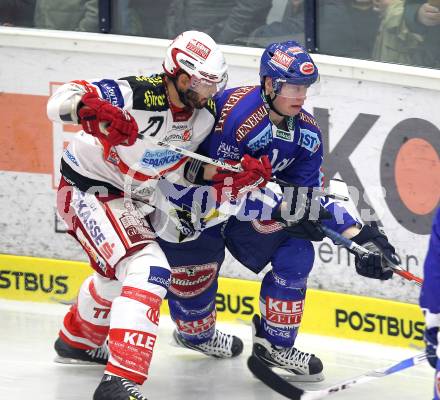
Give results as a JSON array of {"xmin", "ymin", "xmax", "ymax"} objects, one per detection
[{"xmin": 263, "ymin": 90, "xmax": 289, "ymax": 119}]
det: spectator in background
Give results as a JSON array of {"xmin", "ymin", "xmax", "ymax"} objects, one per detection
[
  {"xmin": 0, "ymin": 0, "xmax": 35, "ymax": 27},
  {"xmin": 33, "ymin": 0, "xmax": 148, "ymax": 37},
  {"xmin": 166, "ymin": 0, "xmax": 272, "ymax": 45},
  {"xmin": 318, "ymin": 0, "xmax": 381, "ymax": 59},
  {"xmin": 110, "ymin": 0, "xmax": 144, "ymax": 36},
  {"xmin": 244, "ymin": 0, "xmax": 305, "ymax": 48},
  {"xmin": 34, "ymin": 0, "xmax": 100, "ymax": 32},
  {"xmin": 128, "ymin": 0, "xmax": 172, "ymax": 38},
  {"xmin": 372, "ymin": 0, "xmax": 424, "ymax": 65},
  {"xmin": 404, "ymin": 0, "xmax": 440, "ymax": 67}
]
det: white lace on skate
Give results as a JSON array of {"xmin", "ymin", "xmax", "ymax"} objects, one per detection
[
  {"xmin": 120, "ymin": 378, "xmax": 147, "ymax": 400},
  {"xmin": 86, "ymin": 344, "xmax": 109, "ymax": 362},
  {"xmin": 173, "ymin": 329, "xmax": 238, "ymax": 358},
  {"xmin": 270, "ymin": 345, "xmax": 312, "ymax": 373},
  {"xmin": 196, "ymin": 330, "xmax": 234, "ymax": 358}
]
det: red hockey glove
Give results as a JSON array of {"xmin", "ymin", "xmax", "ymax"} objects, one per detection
[
  {"xmin": 212, "ymin": 154, "xmax": 272, "ymax": 201},
  {"xmin": 78, "ymin": 92, "xmax": 138, "ymax": 146}
]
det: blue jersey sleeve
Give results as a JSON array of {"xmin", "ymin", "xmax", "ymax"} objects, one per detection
[
  {"xmin": 420, "ymin": 207, "xmax": 440, "ymax": 323},
  {"xmin": 199, "ymin": 86, "xmax": 262, "ymax": 162},
  {"xmin": 321, "ymin": 199, "xmax": 359, "ymax": 234}
]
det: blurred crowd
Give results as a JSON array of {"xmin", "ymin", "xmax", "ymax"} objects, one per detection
[{"xmin": 1, "ymin": 0, "xmax": 439, "ymax": 68}]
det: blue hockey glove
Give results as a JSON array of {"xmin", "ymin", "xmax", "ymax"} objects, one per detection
[
  {"xmin": 351, "ymin": 223, "xmax": 396, "ymax": 280},
  {"xmin": 425, "ymin": 327, "xmax": 438, "ymax": 369}
]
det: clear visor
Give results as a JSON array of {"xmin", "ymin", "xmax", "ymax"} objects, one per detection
[
  {"xmin": 276, "ymin": 83, "xmax": 308, "ymax": 99},
  {"xmin": 190, "ymin": 74, "xmax": 228, "ymax": 98},
  {"xmin": 273, "ymin": 78, "xmax": 321, "ymax": 99}
]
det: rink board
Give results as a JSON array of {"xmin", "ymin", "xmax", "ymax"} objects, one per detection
[
  {"xmin": 0, "ymin": 253, "xmax": 424, "ymax": 348},
  {"xmin": 1, "ymin": 29, "xmax": 439, "ymax": 305}
]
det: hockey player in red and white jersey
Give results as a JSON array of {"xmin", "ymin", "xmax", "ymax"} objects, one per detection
[{"xmin": 47, "ymin": 31, "xmax": 271, "ymax": 400}]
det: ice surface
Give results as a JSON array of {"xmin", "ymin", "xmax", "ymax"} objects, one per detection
[{"xmin": 0, "ymin": 300, "xmax": 433, "ymax": 399}]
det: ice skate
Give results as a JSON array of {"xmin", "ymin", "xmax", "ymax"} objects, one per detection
[
  {"xmin": 54, "ymin": 336, "xmax": 109, "ymax": 365},
  {"xmin": 172, "ymin": 328, "xmax": 243, "ymax": 358},
  {"xmin": 251, "ymin": 315, "xmax": 324, "ymax": 382},
  {"xmin": 93, "ymin": 374, "xmax": 147, "ymax": 400}
]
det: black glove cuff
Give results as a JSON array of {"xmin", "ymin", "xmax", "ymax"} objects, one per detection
[
  {"xmin": 184, "ymin": 159, "xmax": 208, "ymax": 185},
  {"xmin": 271, "ymin": 206, "xmax": 283, "ymax": 222},
  {"xmin": 351, "ymin": 224, "xmax": 386, "ymax": 246},
  {"xmin": 76, "ymin": 101, "xmax": 85, "ymax": 122}
]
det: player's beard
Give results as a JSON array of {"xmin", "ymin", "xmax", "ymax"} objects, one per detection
[{"xmin": 177, "ymin": 88, "xmax": 206, "ymax": 109}]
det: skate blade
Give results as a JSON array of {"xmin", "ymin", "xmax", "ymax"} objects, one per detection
[
  {"xmin": 168, "ymin": 338, "xmax": 199, "ymax": 353},
  {"xmin": 169, "ymin": 332, "xmax": 197, "ymax": 352},
  {"xmin": 54, "ymin": 356, "xmax": 103, "ymax": 366},
  {"xmin": 277, "ymin": 369, "xmax": 325, "ymax": 383}
]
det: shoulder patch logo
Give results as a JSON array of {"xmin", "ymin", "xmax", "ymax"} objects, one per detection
[
  {"xmin": 299, "ymin": 128, "xmax": 321, "ymax": 154},
  {"xmin": 92, "ymin": 79, "xmax": 124, "ymax": 107}
]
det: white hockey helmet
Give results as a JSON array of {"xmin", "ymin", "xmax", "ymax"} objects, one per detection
[{"xmin": 163, "ymin": 31, "xmax": 228, "ymax": 98}]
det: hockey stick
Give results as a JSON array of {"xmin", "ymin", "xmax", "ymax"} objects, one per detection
[
  {"xmin": 138, "ymin": 133, "xmax": 243, "ymax": 173},
  {"xmin": 319, "ymin": 225, "xmax": 423, "ymax": 286},
  {"xmin": 99, "ymin": 114, "xmax": 348, "ymax": 199},
  {"xmin": 138, "ymin": 134, "xmax": 348, "ymax": 201},
  {"xmin": 247, "ymin": 352, "xmax": 427, "ymax": 400}
]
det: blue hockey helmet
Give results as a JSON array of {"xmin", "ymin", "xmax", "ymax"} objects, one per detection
[{"xmin": 260, "ymin": 41, "xmax": 319, "ymax": 93}]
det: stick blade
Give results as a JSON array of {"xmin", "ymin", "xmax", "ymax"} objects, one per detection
[{"xmin": 247, "ymin": 356, "xmax": 305, "ymax": 400}]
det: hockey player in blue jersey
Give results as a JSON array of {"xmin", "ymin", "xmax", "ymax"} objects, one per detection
[
  {"xmin": 420, "ymin": 207, "xmax": 440, "ymax": 400},
  {"xmin": 156, "ymin": 40, "xmax": 399, "ymax": 381}
]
